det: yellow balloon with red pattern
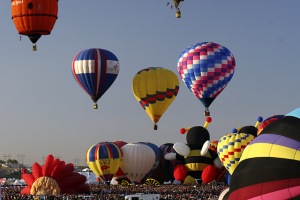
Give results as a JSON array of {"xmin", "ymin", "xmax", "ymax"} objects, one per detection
[{"xmin": 132, "ymin": 67, "xmax": 179, "ymax": 130}]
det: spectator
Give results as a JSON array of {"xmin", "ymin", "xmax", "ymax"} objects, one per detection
[{"xmin": 1, "ymin": 182, "xmax": 227, "ymax": 200}]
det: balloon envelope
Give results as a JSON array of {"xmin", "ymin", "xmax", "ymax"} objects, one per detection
[
  {"xmin": 173, "ymin": 0, "xmax": 184, "ymax": 18},
  {"xmin": 218, "ymin": 133, "xmax": 255, "ymax": 174},
  {"xmin": 202, "ymin": 165, "xmax": 219, "ymax": 183},
  {"xmin": 139, "ymin": 142, "xmax": 161, "ymax": 183},
  {"xmin": 86, "ymin": 142, "xmax": 123, "ymax": 182},
  {"xmin": 159, "ymin": 143, "xmax": 182, "ymax": 182},
  {"xmin": 21, "ymin": 154, "xmax": 89, "ymax": 195},
  {"xmin": 72, "ymin": 48, "xmax": 120, "ymax": 108},
  {"xmin": 209, "ymin": 140, "xmax": 219, "ymax": 153},
  {"xmin": 229, "ymin": 113, "xmax": 300, "ymax": 199},
  {"xmin": 177, "ymin": 42, "xmax": 235, "ymax": 115},
  {"xmin": 112, "ymin": 140, "xmax": 128, "ymax": 179},
  {"xmin": 173, "ymin": 164, "xmax": 187, "ymax": 181},
  {"xmin": 11, "ymin": 0, "xmax": 58, "ymax": 49},
  {"xmin": 257, "ymin": 115, "xmax": 284, "ymax": 135},
  {"xmin": 132, "ymin": 67, "xmax": 179, "ymax": 129},
  {"xmin": 139, "ymin": 142, "xmax": 161, "ymax": 172},
  {"xmin": 120, "ymin": 143, "xmax": 156, "ymax": 183}
]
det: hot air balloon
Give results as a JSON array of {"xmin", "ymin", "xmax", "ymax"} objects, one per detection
[
  {"xmin": 11, "ymin": 0, "xmax": 58, "ymax": 51},
  {"xmin": 112, "ymin": 140, "xmax": 129, "ymax": 184},
  {"xmin": 120, "ymin": 143, "xmax": 156, "ymax": 183},
  {"xmin": 177, "ymin": 42, "xmax": 235, "ymax": 116},
  {"xmin": 113, "ymin": 140, "xmax": 127, "ymax": 148},
  {"xmin": 209, "ymin": 140, "xmax": 219, "ymax": 153},
  {"xmin": 218, "ymin": 118, "xmax": 262, "ymax": 175},
  {"xmin": 159, "ymin": 143, "xmax": 182, "ymax": 182},
  {"xmin": 217, "ymin": 132, "xmax": 255, "ymax": 175},
  {"xmin": 209, "ymin": 140, "xmax": 227, "ymax": 182},
  {"xmin": 139, "ymin": 142, "xmax": 162, "ymax": 185},
  {"xmin": 132, "ymin": 67, "xmax": 179, "ymax": 130},
  {"xmin": 229, "ymin": 108, "xmax": 300, "ymax": 199},
  {"xmin": 21, "ymin": 154, "xmax": 89, "ymax": 195},
  {"xmin": 257, "ymin": 115, "xmax": 284, "ymax": 135},
  {"xmin": 173, "ymin": 0, "xmax": 184, "ymax": 18},
  {"xmin": 139, "ymin": 142, "xmax": 161, "ymax": 178},
  {"xmin": 165, "ymin": 118, "xmax": 223, "ymax": 184},
  {"xmin": 86, "ymin": 142, "xmax": 123, "ymax": 184},
  {"xmin": 166, "ymin": 0, "xmax": 184, "ymax": 18},
  {"xmin": 72, "ymin": 48, "xmax": 120, "ymax": 109}
]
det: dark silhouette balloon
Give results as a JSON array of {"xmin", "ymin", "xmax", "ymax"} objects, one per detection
[{"xmin": 229, "ymin": 108, "xmax": 300, "ymax": 199}]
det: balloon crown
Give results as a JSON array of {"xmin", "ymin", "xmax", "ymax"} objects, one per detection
[{"xmin": 180, "ymin": 117, "xmax": 212, "ymax": 134}]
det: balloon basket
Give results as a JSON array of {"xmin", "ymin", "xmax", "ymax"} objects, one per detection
[
  {"xmin": 32, "ymin": 44, "xmax": 37, "ymax": 51},
  {"xmin": 94, "ymin": 104, "xmax": 98, "ymax": 109},
  {"xmin": 204, "ymin": 111, "xmax": 210, "ymax": 116},
  {"xmin": 176, "ymin": 11, "xmax": 181, "ymax": 18}
]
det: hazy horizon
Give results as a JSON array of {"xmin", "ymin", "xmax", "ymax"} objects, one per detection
[{"xmin": 1, "ymin": 1, "xmax": 300, "ymax": 166}]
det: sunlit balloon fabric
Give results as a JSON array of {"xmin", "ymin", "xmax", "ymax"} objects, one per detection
[
  {"xmin": 217, "ymin": 133, "xmax": 255, "ymax": 175},
  {"xmin": 120, "ymin": 143, "xmax": 156, "ymax": 183},
  {"xmin": 11, "ymin": 0, "xmax": 58, "ymax": 50},
  {"xmin": 177, "ymin": 42, "xmax": 235, "ymax": 116},
  {"xmin": 86, "ymin": 142, "xmax": 123, "ymax": 182},
  {"xmin": 132, "ymin": 67, "xmax": 179, "ymax": 129},
  {"xmin": 229, "ymin": 113, "xmax": 300, "ymax": 200},
  {"xmin": 72, "ymin": 48, "xmax": 120, "ymax": 109}
]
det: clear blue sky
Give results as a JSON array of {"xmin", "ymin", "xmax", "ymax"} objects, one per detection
[{"xmin": 0, "ymin": 1, "xmax": 300, "ymax": 166}]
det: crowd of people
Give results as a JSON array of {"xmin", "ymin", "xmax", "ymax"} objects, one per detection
[{"xmin": 1, "ymin": 182, "xmax": 228, "ymax": 200}]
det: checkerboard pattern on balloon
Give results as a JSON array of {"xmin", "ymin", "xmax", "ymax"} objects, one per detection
[
  {"xmin": 177, "ymin": 42, "xmax": 235, "ymax": 99},
  {"xmin": 217, "ymin": 133, "xmax": 255, "ymax": 174}
]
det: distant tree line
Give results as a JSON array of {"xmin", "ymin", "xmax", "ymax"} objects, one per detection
[
  {"xmin": 0, "ymin": 159, "xmax": 22, "ymax": 179},
  {"xmin": 0, "ymin": 159, "xmax": 19, "ymax": 164}
]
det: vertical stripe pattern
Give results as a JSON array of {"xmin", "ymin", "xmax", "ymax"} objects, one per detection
[
  {"xmin": 72, "ymin": 48, "xmax": 119, "ymax": 105},
  {"xmin": 86, "ymin": 142, "xmax": 123, "ymax": 182}
]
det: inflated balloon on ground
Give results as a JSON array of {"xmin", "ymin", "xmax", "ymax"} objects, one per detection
[
  {"xmin": 86, "ymin": 142, "xmax": 123, "ymax": 183},
  {"xmin": 229, "ymin": 108, "xmax": 300, "ymax": 199},
  {"xmin": 21, "ymin": 154, "xmax": 89, "ymax": 195}
]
